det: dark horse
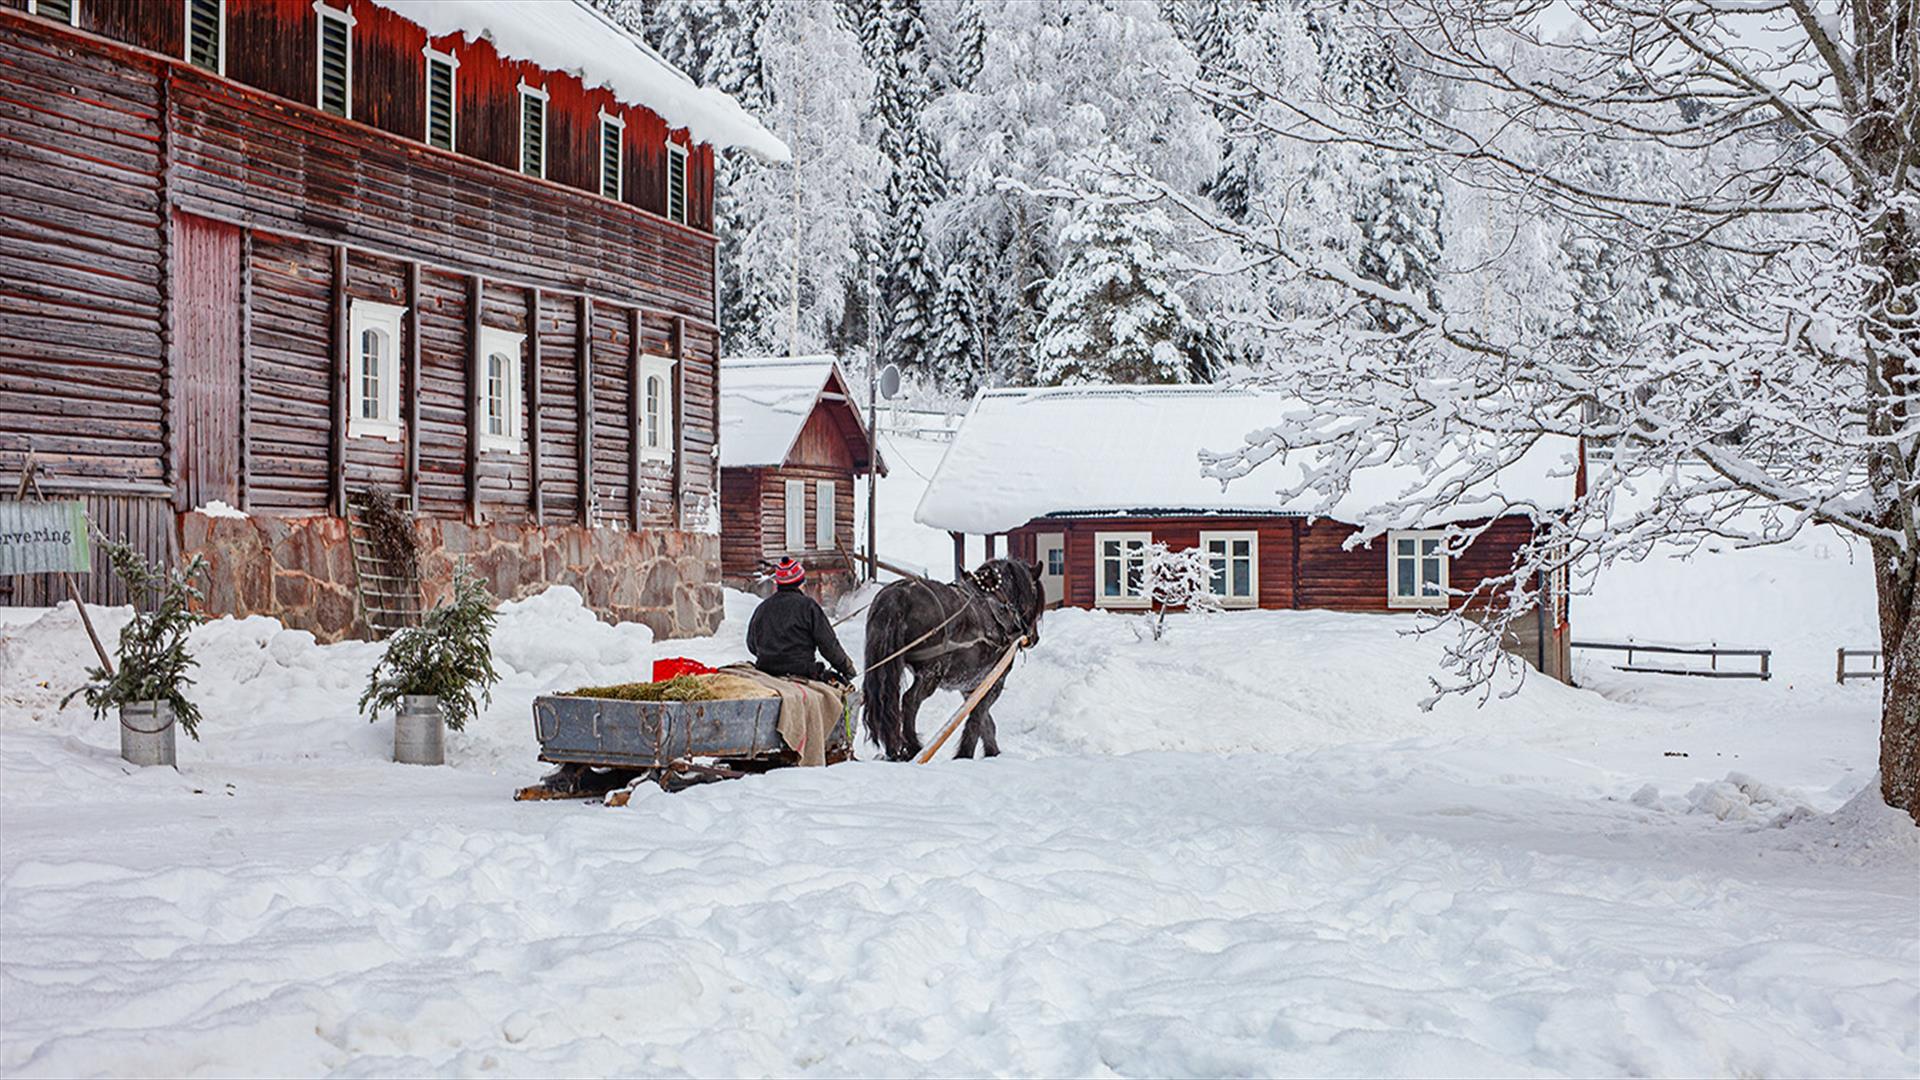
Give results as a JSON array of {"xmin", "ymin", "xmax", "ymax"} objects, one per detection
[{"xmin": 861, "ymin": 559, "xmax": 1046, "ymax": 761}]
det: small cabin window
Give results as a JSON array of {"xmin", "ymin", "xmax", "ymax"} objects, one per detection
[
  {"xmin": 1094, "ymin": 532, "xmax": 1151, "ymax": 609},
  {"xmin": 815, "ymin": 480, "xmax": 836, "ymax": 551},
  {"xmin": 519, "ymin": 82, "xmax": 548, "ymax": 178},
  {"xmin": 599, "ymin": 111, "xmax": 624, "ymax": 200},
  {"xmin": 1200, "ymin": 531, "xmax": 1258, "ymax": 608},
  {"xmin": 476, "ymin": 327, "xmax": 526, "ymax": 453},
  {"xmin": 29, "ymin": 0, "xmax": 79, "ymax": 27},
  {"xmin": 185, "ymin": 0, "xmax": 223, "ymax": 73},
  {"xmin": 424, "ymin": 48, "xmax": 457, "ymax": 151},
  {"xmin": 784, "ymin": 479, "xmax": 807, "ymax": 552},
  {"xmin": 666, "ymin": 141, "xmax": 688, "ymax": 224},
  {"xmin": 315, "ymin": 2, "xmax": 354, "ymax": 119},
  {"xmin": 347, "ymin": 300, "xmax": 405, "ymax": 441},
  {"xmin": 637, "ymin": 353, "xmax": 677, "ymax": 463},
  {"xmin": 1387, "ymin": 530, "xmax": 1450, "ymax": 608}
]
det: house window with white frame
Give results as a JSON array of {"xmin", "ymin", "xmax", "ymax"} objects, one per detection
[
  {"xmin": 1095, "ymin": 531, "xmax": 1152, "ymax": 608},
  {"xmin": 783, "ymin": 479, "xmax": 807, "ymax": 552},
  {"xmin": 29, "ymin": 0, "xmax": 79, "ymax": 27},
  {"xmin": 815, "ymin": 480, "xmax": 836, "ymax": 551},
  {"xmin": 315, "ymin": 1, "xmax": 353, "ymax": 119},
  {"xmin": 599, "ymin": 111, "xmax": 624, "ymax": 200},
  {"xmin": 519, "ymin": 82, "xmax": 547, "ymax": 177},
  {"xmin": 665, "ymin": 141, "xmax": 688, "ymax": 223},
  {"xmin": 1387, "ymin": 530, "xmax": 1450, "ymax": 608},
  {"xmin": 423, "ymin": 47, "xmax": 457, "ymax": 151},
  {"xmin": 347, "ymin": 300, "xmax": 404, "ymax": 441},
  {"xmin": 477, "ymin": 327, "xmax": 525, "ymax": 454},
  {"xmin": 1200, "ymin": 530, "xmax": 1258, "ymax": 608},
  {"xmin": 637, "ymin": 353, "xmax": 676, "ymax": 463},
  {"xmin": 185, "ymin": 0, "xmax": 223, "ymax": 73}
]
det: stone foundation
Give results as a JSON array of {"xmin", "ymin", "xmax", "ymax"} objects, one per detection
[{"xmin": 181, "ymin": 511, "xmax": 723, "ymax": 643}]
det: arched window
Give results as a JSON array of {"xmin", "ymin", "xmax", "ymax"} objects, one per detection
[
  {"xmin": 475, "ymin": 327, "xmax": 526, "ymax": 454},
  {"xmin": 486, "ymin": 352, "xmax": 510, "ymax": 436},
  {"xmin": 358, "ymin": 328, "xmax": 385, "ymax": 421},
  {"xmin": 645, "ymin": 375, "xmax": 662, "ymax": 449},
  {"xmin": 347, "ymin": 300, "xmax": 404, "ymax": 441}
]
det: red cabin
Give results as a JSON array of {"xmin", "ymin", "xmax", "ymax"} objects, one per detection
[
  {"xmin": 0, "ymin": 0, "xmax": 785, "ymax": 640},
  {"xmin": 917, "ymin": 386, "xmax": 1577, "ymax": 681}
]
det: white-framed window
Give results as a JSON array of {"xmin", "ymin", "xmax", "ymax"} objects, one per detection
[
  {"xmin": 637, "ymin": 353, "xmax": 676, "ymax": 462},
  {"xmin": 423, "ymin": 46, "xmax": 458, "ymax": 151},
  {"xmin": 815, "ymin": 480, "xmax": 836, "ymax": 551},
  {"xmin": 783, "ymin": 479, "xmax": 807, "ymax": 552},
  {"xmin": 476, "ymin": 326, "xmax": 525, "ymax": 454},
  {"xmin": 314, "ymin": 1, "xmax": 354, "ymax": 119},
  {"xmin": 1387, "ymin": 530, "xmax": 1450, "ymax": 608},
  {"xmin": 184, "ymin": 0, "xmax": 224, "ymax": 73},
  {"xmin": 665, "ymin": 140, "xmax": 688, "ymax": 223},
  {"xmin": 599, "ymin": 109, "xmax": 624, "ymax": 200},
  {"xmin": 29, "ymin": 0, "xmax": 79, "ymax": 27},
  {"xmin": 347, "ymin": 299, "xmax": 404, "ymax": 441},
  {"xmin": 1094, "ymin": 531, "xmax": 1152, "ymax": 609},
  {"xmin": 1200, "ymin": 530, "xmax": 1258, "ymax": 608},
  {"xmin": 519, "ymin": 81, "xmax": 548, "ymax": 178}
]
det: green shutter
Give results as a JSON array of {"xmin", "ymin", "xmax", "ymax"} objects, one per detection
[
  {"xmin": 666, "ymin": 144, "xmax": 687, "ymax": 223},
  {"xmin": 426, "ymin": 57, "xmax": 454, "ymax": 150},
  {"xmin": 187, "ymin": 0, "xmax": 221, "ymax": 71},
  {"xmin": 600, "ymin": 120, "xmax": 621, "ymax": 199},
  {"xmin": 521, "ymin": 93, "xmax": 544, "ymax": 176},
  {"xmin": 319, "ymin": 14, "xmax": 350, "ymax": 117}
]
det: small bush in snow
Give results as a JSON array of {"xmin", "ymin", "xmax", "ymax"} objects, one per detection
[
  {"xmin": 1139, "ymin": 543, "xmax": 1223, "ymax": 640},
  {"xmin": 359, "ymin": 564, "xmax": 499, "ymax": 732},
  {"xmin": 64, "ymin": 542, "xmax": 209, "ymax": 738}
]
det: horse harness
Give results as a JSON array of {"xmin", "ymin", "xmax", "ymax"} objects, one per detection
[{"xmin": 901, "ymin": 567, "xmax": 1031, "ymax": 664}]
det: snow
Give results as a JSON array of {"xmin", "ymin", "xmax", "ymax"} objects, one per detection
[
  {"xmin": 915, "ymin": 384, "xmax": 1580, "ymax": 535},
  {"xmin": 717, "ymin": 356, "xmax": 868, "ymax": 470},
  {"xmin": 372, "ymin": 0, "xmax": 788, "ymax": 162},
  {"xmin": 0, "ymin": 482, "xmax": 1913, "ymax": 1075},
  {"xmin": 191, "ymin": 501, "xmax": 247, "ymax": 519}
]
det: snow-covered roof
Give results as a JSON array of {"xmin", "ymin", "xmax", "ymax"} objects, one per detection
[
  {"xmin": 373, "ymin": 1, "xmax": 789, "ymax": 162},
  {"xmin": 915, "ymin": 385, "xmax": 1578, "ymax": 533},
  {"xmin": 719, "ymin": 357, "xmax": 882, "ymax": 473}
]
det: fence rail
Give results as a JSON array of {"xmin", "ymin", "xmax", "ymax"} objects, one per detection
[
  {"xmin": 1571, "ymin": 640, "xmax": 1772, "ymax": 681},
  {"xmin": 1836, "ymin": 648, "xmax": 1884, "ymax": 684}
]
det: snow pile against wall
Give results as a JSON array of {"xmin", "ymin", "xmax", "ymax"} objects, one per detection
[
  {"xmin": 716, "ymin": 356, "xmax": 840, "ymax": 468},
  {"xmin": 916, "ymin": 385, "xmax": 1579, "ymax": 534},
  {"xmin": 374, "ymin": 0, "xmax": 788, "ymax": 161}
]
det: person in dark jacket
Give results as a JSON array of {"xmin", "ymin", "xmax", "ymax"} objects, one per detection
[{"xmin": 747, "ymin": 558, "xmax": 856, "ymax": 683}]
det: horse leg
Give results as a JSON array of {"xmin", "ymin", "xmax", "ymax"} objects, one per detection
[
  {"xmin": 955, "ymin": 683, "xmax": 1005, "ymax": 760},
  {"xmin": 898, "ymin": 667, "xmax": 938, "ymax": 761}
]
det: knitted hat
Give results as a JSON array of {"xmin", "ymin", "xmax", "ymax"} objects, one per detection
[{"xmin": 773, "ymin": 558, "xmax": 805, "ymax": 585}]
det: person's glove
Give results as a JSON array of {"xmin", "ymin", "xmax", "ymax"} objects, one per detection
[{"xmin": 832, "ymin": 667, "xmax": 855, "ymax": 686}]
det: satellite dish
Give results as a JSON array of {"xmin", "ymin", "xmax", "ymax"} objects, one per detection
[{"xmin": 878, "ymin": 363, "xmax": 902, "ymax": 401}]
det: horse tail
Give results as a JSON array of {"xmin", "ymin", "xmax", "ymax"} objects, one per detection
[{"xmin": 861, "ymin": 589, "xmax": 906, "ymax": 758}]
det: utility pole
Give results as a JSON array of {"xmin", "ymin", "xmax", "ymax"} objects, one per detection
[{"xmin": 866, "ymin": 260, "xmax": 879, "ymax": 583}]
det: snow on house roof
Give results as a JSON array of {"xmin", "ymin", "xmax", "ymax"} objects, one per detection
[
  {"xmin": 372, "ymin": 0, "xmax": 789, "ymax": 162},
  {"xmin": 719, "ymin": 356, "xmax": 881, "ymax": 473},
  {"xmin": 914, "ymin": 384, "xmax": 1579, "ymax": 534}
]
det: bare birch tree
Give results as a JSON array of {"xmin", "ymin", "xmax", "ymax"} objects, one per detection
[{"xmin": 1149, "ymin": 1, "xmax": 1916, "ymax": 818}]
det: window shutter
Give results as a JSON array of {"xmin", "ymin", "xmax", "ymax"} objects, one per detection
[
  {"xmin": 520, "ymin": 92, "xmax": 545, "ymax": 176},
  {"xmin": 426, "ymin": 57, "xmax": 455, "ymax": 150},
  {"xmin": 815, "ymin": 481, "xmax": 835, "ymax": 551},
  {"xmin": 187, "ymin": 0, "xmax": 221, "ymax": 71},
  {"xmin": 600, "ymin": 119, "xmax": 622, "ymax": 199},
  {"xmin": 318, "ymin": 12, "xmax": 350, "ymax": 117},
  {"xmin": 666, "ymin": 143, "xmax": 687, "ymax": 223},
  {"xmin": 34, "ymin": 0, "xmax": 76, "ymax": 25},
  {"xmin": 784, "ymin": 480, "xmax": 807, "ymax": 552}
]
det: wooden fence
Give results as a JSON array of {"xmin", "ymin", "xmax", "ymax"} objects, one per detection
[{"xmin": 1571, "ymin": 640, "xmax": 1772, "ymax": 680}]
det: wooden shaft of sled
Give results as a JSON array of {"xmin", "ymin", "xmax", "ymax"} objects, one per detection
[{"xmin": 915, "ymin": 636, "xmax": 1026, "ymax": 764}]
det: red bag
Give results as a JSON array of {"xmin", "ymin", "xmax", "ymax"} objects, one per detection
[{"xmin": 652, "ymin": 657, "xmax": 717, "ymax": 681}]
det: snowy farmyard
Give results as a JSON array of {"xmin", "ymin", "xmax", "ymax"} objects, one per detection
[{"xmin": 1, "ymin": 0, "xmax": 1916, "ymax": 1077}]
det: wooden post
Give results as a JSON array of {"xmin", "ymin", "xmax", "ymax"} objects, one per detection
[
  {"xmin": 527, "ymin": 287, "xmax": 544, "ymax": 525},
  {"xmin": 237, "ymin": 229, "xmax": 253, "ymax": 511},
  {"xmin": 670, "ymin": 315, "xmax": 685, "ymax": 530},
  {"xmin": 577, "ymin": 295, "xmax": 594, "ymax": 527},
  {"xmin": 629, "ymin": 306, "xmax": 643, "ymax": 529},
  {"xmin": 465, "ymin": 273, "xmax": 483, "ymax": 524},
  {"xmin": 952, "ymin": 531, "xmax": 965, "ymax": 580},
  {"xmin": 1837, "ymin": 647, "xmax": 1846, "ymax": 684},
  {"xmin": 329, "ymin": 245, "xmax": 349, "ymax": 519},
  {"xmin": 404, "ymin": 262, "xmax": 421, "ymax": 509},
  {"xmin": 986, "ymin": 533, "xmax": 998, "ymax": 559}
]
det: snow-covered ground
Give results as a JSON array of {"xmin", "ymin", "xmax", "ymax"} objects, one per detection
[{"xmin": 1, "ymin": 435, "xmax": 1914, "ymax": 1077}]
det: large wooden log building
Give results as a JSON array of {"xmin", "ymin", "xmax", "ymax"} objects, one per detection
[
  {"xmin": 917, "ymin": 386, "xmax": 1579, "ymax": 682},
  {"xmin": 0, "ymin": 0, "xmax": 787, "ymax": 640}
]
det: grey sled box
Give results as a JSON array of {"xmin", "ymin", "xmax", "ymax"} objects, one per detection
[{"xmin": 531, "ymin": 694, "xmax": 788, "ymax": 768}]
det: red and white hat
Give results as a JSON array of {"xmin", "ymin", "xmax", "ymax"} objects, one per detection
[{"xmin": 773, "ymin": 558, "xmax": 805, "ymax": 585}]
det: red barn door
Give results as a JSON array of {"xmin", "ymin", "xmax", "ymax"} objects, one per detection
[{"xmin": 170, "ymin": 212, "xmax": 242, "ymax": 511}]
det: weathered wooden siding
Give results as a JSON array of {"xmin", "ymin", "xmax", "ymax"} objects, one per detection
[
  {"xmin": 719, "ymin": 467, "xmax": 764, "ymax": 578},
  {"xmin": 245, "ymin": 232, "xmax": 331, "ymax": 510},
  {"xmin": 171, "ymin": 212, "xmax": 244, "ymax": 510},
  {"xmin": 758, "ymin": 465, "xmax": 856, "ymax": 561}
]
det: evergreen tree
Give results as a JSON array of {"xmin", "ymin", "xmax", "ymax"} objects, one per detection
[
  {"xmin": 926, "ymin": 245, "xmax": 988, "ymax": 389},
  {"xmin": 863, "ymin": 0, "xmax": 946, "ymax": 378},
  {"xmin": 1032, "ymin": 184, "xmax": 1207, "ymax": 386}
]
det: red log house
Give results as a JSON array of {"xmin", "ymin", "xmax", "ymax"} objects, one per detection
[
  {"xmin": 916, "ymin": 386, "xmax": 1578, "ymax": 681},
  {"xmin": 0, "ymin": 0, "xmax": 786, "ymax": 640},
  {"xmin": 717, "ymin": 357, "xmax": 884, "ymax": 604}
]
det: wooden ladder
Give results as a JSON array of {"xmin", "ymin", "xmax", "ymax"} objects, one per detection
[{"xmin": 346, "ymin": 490, "xmax": 421, "ymax": 638}]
